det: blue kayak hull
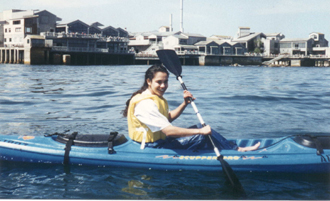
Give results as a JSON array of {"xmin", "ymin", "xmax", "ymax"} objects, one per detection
[{"xmin": 0, "ymin": 134, "xmax": 329, "ymax": 173}]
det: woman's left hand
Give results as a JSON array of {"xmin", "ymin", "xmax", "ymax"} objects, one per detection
[{"xmin": 183, "ymin": 90, "xmax": 195, "ymax": 105}]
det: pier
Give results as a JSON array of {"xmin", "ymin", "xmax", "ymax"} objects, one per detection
[
  {"xmin": 135, "ymin": 52, "xmax": 330, "ymax": 67},
  {"xmin": 0, "ymin": 47, "xmax": 24, "ymax": 64}
]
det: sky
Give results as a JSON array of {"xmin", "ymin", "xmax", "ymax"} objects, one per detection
[{"xmin": 1, "ymin": 0, "xmax": 330, "ymax": 39}]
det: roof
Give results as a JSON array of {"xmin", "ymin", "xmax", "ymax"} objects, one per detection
[
  {"xmin": 174, "ymin": 45, "xmax": 198, "ymax": 49},
  {"xmin": 34, "ymin": 10, "xmax": 62, "ymax": 21},
  {"xmin": 228, "ymin": 41, "xmax": 242, "ymax": 46},
  {"xmin": 280, "ymin": 38, "xmax": 312, "ymax": 42},
  {"xmin": 22, "ymin": 14, "xmax": 39, "ymax": 19},
  {"xmin": 117, "ymin": 27, "xmax": 128, "ymax": 33},
  {"xmin": 91, "ymin": 22, "xmax": 104, "ymax": 27},
  {"xmin": 309, "ymin": 32, "xmax": 324, "ymax": 35},
  {"xmin": 26, "ymin": 35, "xmax": 45, "ymax": 39},
  {"xmin": 57, "ymin": 19, "xmax": 89, "ymax": 27},
  {"xmin": 102, "ymin": 25, "xmax": 117, "ymax": 31},
  {"xmin": 9, "ymin": 14, "xmax": 38, "ymax": 20},
  {"xmin": 180, "ymin": 32, "xmax": 206, "ymax": 38},
  {"xmin": 233, "ymin": 32, "xmax": 266, "ymax": 42},
  {"xmin": 210, "ymin": 35, "xmax": 231, "ymax": 39},
  {"xmin": 194, "ymin": 40, "xmax": 214, "ymax": 46},
  {"xmin": 131, "ymin": 31, "xmax": 173, "ymax": 37},
  {"xmin": 171, "ymin": 34, "xmax": 188, "ymax": 39},
  {"xmin": 265, "ymin": 33, "xmax": 282, "ymax": 37}
]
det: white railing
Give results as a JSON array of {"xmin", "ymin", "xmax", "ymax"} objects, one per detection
[
  {"xmin": 51, "ymin": 46, "xmax": 134, "ymax": 54},
  {"xmin": 41, "ymin": 32, "xmax": 129, "ymax": 42},
  {"xmin": 52, "ymin": 46, "xmax": 109, "ymax": 53}
]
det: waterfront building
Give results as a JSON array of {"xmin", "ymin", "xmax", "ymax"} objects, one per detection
[
  {"xmin": 117, "ymin": 28, "xmax": 129, "ymax": 37},
  {"xmin": 0, "ymin": 9, "xmax": 61, "ymax": 64},
  {"xmin": 102, "ymin": 26, "xmax": 119, "ymax": 37},
  {"xmin": 36, "ymin": 10, "xmax": 61, "ymax": 33},
  {"xmin": 55, "ymin": 20, "xmax": 128, "ymax": 37},
  {"xmin": 194, "ymin": 40, "xmax": 220, "ymax": 55},
  {"xmin": 309, "ymin": 32, "xmax": 328, "ymax": 47},
  {"xmin": 195, "ymin": 40, "xmax": 245, "ymax": 55},
  {"xmin": 232, "ymin": 27, "xmax": 266, "ymax": 53},
  {"xmin": 159, "ymin": 26, "xmax": 171, "ymax": 33},
  {"xmin": 262, "ymin": 33, "xmax": 285, "ymax": 56},
  {"xmin": 1, "ymin": 9, "xmax": 61, "ymax": 48},
  {"xmin": 0, "ymin": 9, "xmax": 133, "ymax": 65},
  {"xmin": 308, "ymin": 32, "xmax": 330, "ymax": 56},
  {"xmin": 279, "ymin": 38, "xmax": 314, "ymax": 56},
  {"xmin": 228, "ymin": 41, "xmax": 246, "ymax": 55},
  {"xmin": 130, "ymin": 26, "xmax": 248, "ymax": 57},
  {"xmin": 129, "ymin": 26, "xmax": 174, "ymax": 54},
  {"xmin": 56, "ymin": 20, "xmax": 90, "ymax": 34},
  {"xmin": 89, "ymin": 22, "xmax": 103, "ymax": 35},
  {"xmin": 163, "ymin": 32, "xmax": 206, "ymax": 53},
  {"xmin": 45, "ymin": 19, "xmax": 131, "ymax": 64}
]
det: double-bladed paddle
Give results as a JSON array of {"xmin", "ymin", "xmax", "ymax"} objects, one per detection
[{"xmin": 156, "ymin": 49, "xmax": 246, "ymax": 197}]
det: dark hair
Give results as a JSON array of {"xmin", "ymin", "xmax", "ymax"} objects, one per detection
[{"xmin": 122, "ymin": 64, "xmax": 169, "ymax": 117}]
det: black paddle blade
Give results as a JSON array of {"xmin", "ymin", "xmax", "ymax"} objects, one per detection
[
  {"xmin": 156, "ymin": 50, "xmax": 182, "ymax": 77},
  {"xmin": 218, "ymin": 156, "xmax": 246, "ymax": 197}
]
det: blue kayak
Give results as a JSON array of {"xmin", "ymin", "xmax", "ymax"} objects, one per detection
[{"xmin": 0, "ymin": 132, "xmax": 329, "ymax": 173}]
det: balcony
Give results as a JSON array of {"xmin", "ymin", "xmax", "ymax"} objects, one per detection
[
  {"xmin": 52, "ymin": 46, "xmax": 109, "ymax": 53},
  {"xmin": 41, "ymin": 32, "xmax": 129, "ymax": 42}
]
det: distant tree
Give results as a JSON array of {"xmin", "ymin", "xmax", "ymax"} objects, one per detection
[
  {"xmin": 254, "ymin": 38, "xmax": 264, "ymax": 53},
  {"xmin": 254, "ymin": 47, "xmax": 261, "ymax": 53}
]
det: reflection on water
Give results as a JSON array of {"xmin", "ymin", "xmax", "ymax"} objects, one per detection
[{"xmin": 122, "ymin": 180, "xmax": 148, "ymax": 196}]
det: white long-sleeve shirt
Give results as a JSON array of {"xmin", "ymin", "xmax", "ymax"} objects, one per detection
[{"xmin": 134, "ymin": 89, "xmax": 172, "ymax": 133}]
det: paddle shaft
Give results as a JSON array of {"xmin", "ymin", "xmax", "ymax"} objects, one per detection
[
  {"xmin": 178, "ymin": 75, "xmax": 244, "ymax": 195},
  {"xmin": 177, "ymin": 76, "xmax": 221, "ymax": 157},
  {"xmin": 157, "ymin": 50, "xmax": 246, "ymax": 196}
]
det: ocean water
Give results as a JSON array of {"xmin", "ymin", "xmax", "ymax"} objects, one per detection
[{"xmin": 0, "ymin": 64, "xmax": 329, "ymax": 199}]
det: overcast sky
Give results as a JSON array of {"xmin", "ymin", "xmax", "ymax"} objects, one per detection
[{"xmin": 2, "ymin": 0, "xmax": 330, "ymax": 39}]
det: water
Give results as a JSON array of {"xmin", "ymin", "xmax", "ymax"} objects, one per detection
[{"xmin": 0, "ymin": 64, "xmax": 329, "ymax": 199}]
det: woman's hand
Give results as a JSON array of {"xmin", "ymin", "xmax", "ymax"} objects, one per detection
[
  {"xmin": 168, "ymin": 90, "xmax": 196, "ymax": 122},
  {"xmin": 183, "ymin": 90, "xmax": 195, "ymax": 105},
  {"xmin": 199, "ymin": 125, "xmax": 212, "ymax": 135}
]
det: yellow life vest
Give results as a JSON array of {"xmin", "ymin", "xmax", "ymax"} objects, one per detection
[{"xmin": 127, "ymin": 93, "xmax": 169, "ymax": 143}]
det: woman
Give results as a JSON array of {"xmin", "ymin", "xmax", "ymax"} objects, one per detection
[{"xmin": 123, "ymin": 64, "xmax": 260, "ymax": 151}]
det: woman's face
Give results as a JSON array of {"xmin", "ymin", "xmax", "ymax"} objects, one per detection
[{"xmin": 147, "ymin": 72, "xmax": 168, "ymax": 97}]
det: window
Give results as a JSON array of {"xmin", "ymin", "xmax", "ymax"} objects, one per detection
[
  {"xmin": 4, "ymin": 38, "xmax": 6, "ymax": 42},
  {"xmin": 69, "ymin": 23, "xmax": 88, "ymax": 33},
  {"xmin": 26, "ymin": 27, "xmax": 32, "ymax": 33},
  {"xmin": 280, "ymin": 42, "xmax": 291, "ymax": 48},
  {"xmin": 5, "ymin": 28, "xmax": 7, "ymax": 33},
  {"xmin": 31, "ymin": 39, "xmax": 45, "ymax": 46},
  {"xmin": 15, "ymin": 27, "xmax": 21, "ymax": 32},
  {"xmin": 294, "ymin": 43, "xmax": 305, "ymax": 49},
  {"xmin": 8, "ymin": 28, "xmax": 11, "ymax": 33},
  {"xmin": 179, "ymin": 39, "xmax": 187, "ymax": 45},
  {"xmin": 9, "ymin": 38, "xmax": 12, "ymax": 42},
  {"xmin": 13, "ymin": 20, "xmax": 21, "ymax": 25},
  {"xmin": 27, "ymin": 39, "xmax": 30, "ymax": 44},
  {"xmin": 68, "ymin": 39, "xmax": 88, "ymax": 48}
]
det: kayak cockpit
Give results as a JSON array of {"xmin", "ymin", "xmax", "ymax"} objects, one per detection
[{"xmin": 54, "ymin": 132, "xmax": 128, "ymax": 147}]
